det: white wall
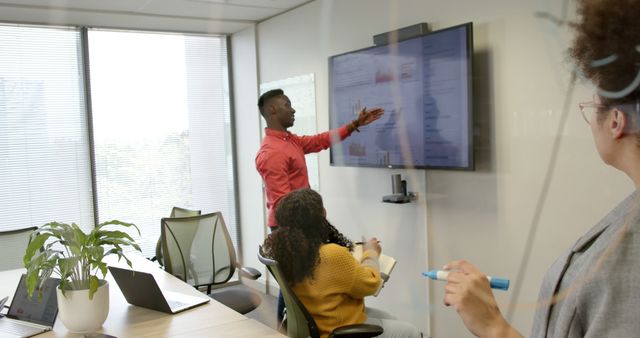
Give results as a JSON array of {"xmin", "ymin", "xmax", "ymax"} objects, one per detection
[
  {"xmin": 235, "ymin": 0, "xmax": 634, "ymax": 337},
  {"xmin": 230, "ymin": 26, "xmax": 268, "ymax": 284}
]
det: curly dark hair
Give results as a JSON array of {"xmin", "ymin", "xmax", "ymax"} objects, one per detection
[
  {"xmin": 262, "ymin": 189, "xmax": 353, "ymax": 286},
  {"xmin": 569, "ymin": 0, "xmax": 640, "ymax": 106}
]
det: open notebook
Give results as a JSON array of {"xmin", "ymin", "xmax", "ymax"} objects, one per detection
[
  {"xmin": 352, "ymin": 244, "xmax": 397, "ymax": 296},
  {"xmin": 0, "ymin": 274, "xmax": 59, "ymax": 338}
]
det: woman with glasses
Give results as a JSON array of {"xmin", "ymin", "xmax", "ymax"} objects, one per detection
[
  {"xmin": 262, "ymin": 188, "xmax": 422, "ymax": 338},
  {"xmin": 436, "ymin": 0, "xmax": 640, "ymax": 337}
]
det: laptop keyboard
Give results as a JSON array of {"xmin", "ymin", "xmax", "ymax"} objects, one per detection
[
  {"xmin": 0, "ymin": 320, "xmax": 45, "ymax": 336},
  {"xmin": 167, "ymin": 300, "xmax": 188, "ymax": 309}
]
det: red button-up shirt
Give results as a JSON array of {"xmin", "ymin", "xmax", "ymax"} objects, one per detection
[{"xmin": 256, "ymin": 125, "xmax": 351, "ymax": 227}]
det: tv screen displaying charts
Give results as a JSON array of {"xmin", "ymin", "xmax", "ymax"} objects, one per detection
[{"xmin": 329, "ymin": 22, "xmax": 473, "ymax": 170}]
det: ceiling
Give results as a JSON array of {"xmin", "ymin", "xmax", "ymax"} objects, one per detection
[{"xmin": 0, "ymin": 0, "xmax": 314, "ymax": 34}]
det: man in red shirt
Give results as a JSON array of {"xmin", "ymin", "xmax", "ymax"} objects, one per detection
[{"xmin": 255, "ymin": 88, "xmax": 384, "ymax": 229}]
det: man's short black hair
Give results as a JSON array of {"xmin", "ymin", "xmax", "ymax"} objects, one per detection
[{"xmin": 258, "ymin": 89, "xmax": 284, "ymax": 114}]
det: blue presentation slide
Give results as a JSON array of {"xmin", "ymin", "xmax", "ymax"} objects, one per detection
[{"xmin": 329, "ymin": 25, "xmax": 471, "ymax": 169}]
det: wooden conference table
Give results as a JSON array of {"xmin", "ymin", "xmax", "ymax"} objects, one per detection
[{"xmin": 0, "ymin": 255, "xmax": 285, "ymax": 338}]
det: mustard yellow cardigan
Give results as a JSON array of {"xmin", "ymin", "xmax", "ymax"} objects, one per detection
[{"xmin": 292, "ymin": 243, "xmax": 382, "ymax": 338}]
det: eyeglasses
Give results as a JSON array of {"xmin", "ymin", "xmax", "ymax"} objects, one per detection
[{"xmin": 578, "ymin": 94, "xmax": 608, "ymax": 125}]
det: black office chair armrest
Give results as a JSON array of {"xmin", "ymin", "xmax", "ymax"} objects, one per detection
[
  {"xmin": 239, "ymin": 266, "xmax": 262, "ymax": 280},
  {"xmin": 330, "ymin": 323, "xmax": 384, "ymax": 337}
]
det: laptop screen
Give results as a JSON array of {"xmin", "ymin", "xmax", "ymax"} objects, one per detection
[{"xmin": 7, "ymin": 274, "xmax": 59, "ymax": 326}]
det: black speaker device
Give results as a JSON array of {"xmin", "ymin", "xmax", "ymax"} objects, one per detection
[{"xmin": 373, "ymin": 23, "xmax": 430, "ymax": 46}]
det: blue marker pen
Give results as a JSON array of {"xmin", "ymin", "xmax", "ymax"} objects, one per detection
[{"xmin": 422, "ymin": 269, "xmax": 510, "ymax": 291}]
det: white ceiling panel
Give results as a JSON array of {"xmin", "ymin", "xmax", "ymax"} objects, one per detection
[
  {"xmin": 186, "ymin": 0, "xmax": 311, "ymax": 10},
  {"xmin": 0, "ymin": 0, "xmax": 313, "ymax": 33},
  {"xmin": 140, "ymin": 0, "xmax": 282, "ymax": 21},
  {"xmin": 0, "ymin": 0, "xmax": 149, "ymax": 12},
  {"xmin": 0, "ymin": 3, "xmax": 254, "ymax": 34}
]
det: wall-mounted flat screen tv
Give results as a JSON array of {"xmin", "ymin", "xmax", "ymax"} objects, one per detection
[{"xmin": 329, "ymin": 22, "xmax": 473, "ymax": 170}]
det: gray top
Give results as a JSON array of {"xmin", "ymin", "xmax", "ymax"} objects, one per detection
[{"xmin": 530, "ymin": 189, "xmax": 640, "ymax": 338}]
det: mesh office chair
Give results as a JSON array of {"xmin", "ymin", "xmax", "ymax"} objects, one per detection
[
  {"xmin": 0, "ymin": 226, "xmax": 37, "ymax": 271},
  {"xmin": 161, "ymin": 212, "xmax": 262, "ymax": 314},
  {"xmin": 152, "ymin": 207, "xmax": 202, "ymax": 266},
  {"xmin": 258, "ymin": 246, "xmax": 383, "ymax": 338}
]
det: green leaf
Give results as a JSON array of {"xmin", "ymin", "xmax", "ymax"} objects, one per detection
[
  {"xmin": 88, "ymin": 276, "xmax": 100, "ymax": 300},
  {"xmin": 25, "ymin": 271, "xmax": 38, "ymax": 298},
  {"xmin": 23, "ymin": 233, "xmax": 51, "ymax": 266},
  {"xmin": 71, "ymin": 225, "xmax": 88, "ymax": 247},
  {"xmin": 96, "ymin": 262, "xmax": 108, "ymax": 278}
]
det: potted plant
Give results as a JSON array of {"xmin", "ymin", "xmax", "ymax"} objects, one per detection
[{"xmin": 23, "ymin": 220, "xmax": 141, "ymax": 333}]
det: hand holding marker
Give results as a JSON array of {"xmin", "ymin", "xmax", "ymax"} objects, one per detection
[{"xmin": 422, "ymin": 269, "xmax": 510, "ymax": 291}]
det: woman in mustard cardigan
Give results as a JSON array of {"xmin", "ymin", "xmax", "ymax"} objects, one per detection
[{"xmin": 262, "ymin": 188, "xmax": 421, "ymax": 338}]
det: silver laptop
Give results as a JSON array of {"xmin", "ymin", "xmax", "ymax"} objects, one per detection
[
  {"xmin": 108, "ymin": 266, "xmax": 209, "ymax": 314},
  {"xmin": 0, "ymin": 274, "xmax": 59, "ymax": 338}
]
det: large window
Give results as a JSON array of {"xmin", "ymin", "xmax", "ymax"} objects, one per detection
[
  {"xmin": 88, "ymin": 30, "xmax": 236, "ymax": 256},
  {"xmin": 0, "ymin": 24, "xmax": 236, "ymax": 259},
  {"xmin": 0, "ymin": 24, "xmax": 94, "ymax": 233}
]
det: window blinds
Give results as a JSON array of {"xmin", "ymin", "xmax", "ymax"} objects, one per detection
[{"xmin": 0, "ymin": 24, "xmax": 94, "ymax": 233}]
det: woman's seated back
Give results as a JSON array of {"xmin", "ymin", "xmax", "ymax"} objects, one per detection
[
  {"xmin": 293, "ymin": 242, "xmax": 380, "ymax": 332},
  {"xmin": 262, "ymin": 188, "xmax": 384, "ymax": 338}
]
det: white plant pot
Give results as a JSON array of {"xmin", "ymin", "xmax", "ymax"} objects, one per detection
[{"xmin": 56, "ymin": 280, "xmax": 110, "ymax": 333}]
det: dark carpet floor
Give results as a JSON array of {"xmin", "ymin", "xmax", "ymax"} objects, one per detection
[{"xmin": 229, "ymin": 285, "xmax": 280, "ymax": 332}]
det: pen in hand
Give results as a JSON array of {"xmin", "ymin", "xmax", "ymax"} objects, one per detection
[
  {"xmin": 422, "ymin": 269, "xmax": 510, "ymax": 291},
  {"xmin": 356, "ymin": 237, "xmax": 382, "ymax": 256}
]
